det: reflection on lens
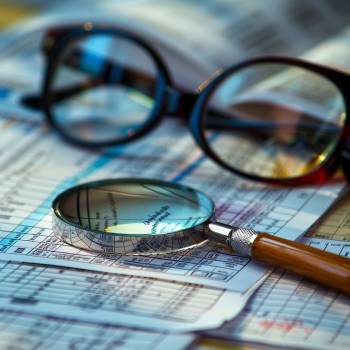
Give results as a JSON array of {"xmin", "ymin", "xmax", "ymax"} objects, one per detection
[
  {"xmin": 48, "ymin": 33, "xmax": 159, "ymax": 144},
  {"xmin": 203, "ymin": 63, "xmax": 345, "ymax": 179},
  {"xmin": 54, "ymin": 179, "xmax": 213, "ymax": 236}
]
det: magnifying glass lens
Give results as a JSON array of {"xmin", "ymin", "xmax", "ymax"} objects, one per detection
[{"xmin": 53, "ymin": 178, "xmax": 214, "ymax": 254}]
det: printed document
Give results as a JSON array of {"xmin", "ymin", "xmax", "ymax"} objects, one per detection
[
  {"xmin": 0, "ymin": 260, "xmax": 244, "ymax": 332},
  {"xmin": 0, "ymin": 309, "xmax": 194, "ymax": 350}
]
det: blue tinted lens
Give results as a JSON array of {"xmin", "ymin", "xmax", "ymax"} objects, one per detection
[{"xmin": 49, "ymin": 33, "xmax": 159, "ymax": 144}]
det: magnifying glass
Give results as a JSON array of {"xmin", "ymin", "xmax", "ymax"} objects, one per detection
[{"xmin": 52, "ymin": 178, "xmax": 350, "ymax": 295}]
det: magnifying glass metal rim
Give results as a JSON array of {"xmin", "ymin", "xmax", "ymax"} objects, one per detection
[
  {"xmin": 52, "ymin": 177, "xmax": 214, "ymax": 254},
  {"xmin": 52, "ymin": 177, "xmax": 215, "ymax": 238}
]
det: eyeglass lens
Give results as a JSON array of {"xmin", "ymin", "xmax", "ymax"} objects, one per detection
[
  {"xmin": 203, "ymin": 63, "xmax": 346, "ymax": 179},
  {"xmin": 48, "ymin": 32, "xmax": 159, "ymax": 144}
]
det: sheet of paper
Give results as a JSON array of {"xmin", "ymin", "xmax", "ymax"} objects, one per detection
[
  {"xmin": 307, "ymin": 193, "xmax": 350, "ymax": 241},
  {"xmin": 301, "ymin": 237, "xmax": 350, "ymax": 256},
  {"xmin": 0, "ymin": 308, "xmax": 194, "ymax": 350},
  {"xmin": 0, "ymin": 116, "xmax": 344, "ymax": 293},
  {"xmin": 209, "ymin": 237, "xmax": 350, "ymax": 350},
  {"xmin": 0, "ymin": 260, "xmax": 244, "ymax": 332}
]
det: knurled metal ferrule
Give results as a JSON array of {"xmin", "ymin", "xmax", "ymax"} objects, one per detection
[{"xmin": 228, "ymin": 228, "xmax": 258, "ymax": 257}]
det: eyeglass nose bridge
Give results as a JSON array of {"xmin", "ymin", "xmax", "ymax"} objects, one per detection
[{"xmin": 163, "ymin": 86, "xmax": 198, "ymax": 121}]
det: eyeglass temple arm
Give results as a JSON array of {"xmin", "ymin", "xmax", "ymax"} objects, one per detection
[
  {"xmin": 207, "ymin": 104, "xmax": 340, "ymax": 133},
  {"xmin": 22, "ymin": 44, "xmax": 157, "ymax": 110},
  {"xmin": 22, "ymin": 77, "xmax": 107, "ymax": 109}
]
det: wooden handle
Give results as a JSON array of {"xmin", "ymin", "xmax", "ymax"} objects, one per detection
[{"xmin": 251, "ymin": 233, "xmax": 350, "ymax": 295}]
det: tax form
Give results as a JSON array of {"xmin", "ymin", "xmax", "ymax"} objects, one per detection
[
  {"xmin": 208, "ymin": 240, "xmax": 350, "ymax": 350},
  {"xmin": 0, "ymin": 309, "xmax": 194, "ymax": 350},
  {"xmin": 307, "ymin": 193, "xmax": 350, "ymax": 241},
  {"xmin": 0, "ymin": 260, "xmax": 242, "ymax": 332}
]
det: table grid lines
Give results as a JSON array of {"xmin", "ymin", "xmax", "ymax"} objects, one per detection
[{"xmin": 0, "ymin": 261, "xmax": 224, "ymax": 324}]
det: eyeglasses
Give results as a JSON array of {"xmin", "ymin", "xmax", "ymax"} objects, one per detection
[{"xmin": 23, "ymin": 23, "xmax": 350, "ymax": 186}]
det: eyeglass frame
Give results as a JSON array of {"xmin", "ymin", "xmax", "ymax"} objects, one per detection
[{"xmin": 25, "ymin": 22, "xmax": 350, "ymax": 186}]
